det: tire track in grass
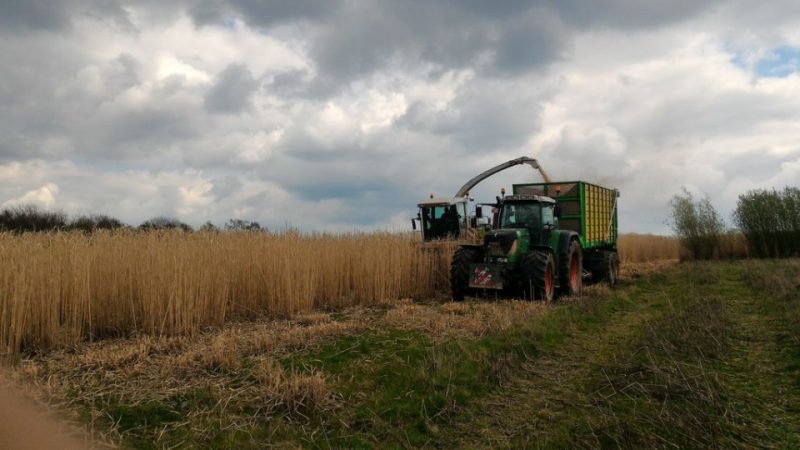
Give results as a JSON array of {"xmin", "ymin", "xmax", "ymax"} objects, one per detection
[
  {"xmin": 719, "ymin": 262, "xmax": 800, "ymax": 448},
  {"xmin": 442, "ymin": 261, "xmax": 800, "ymax": 449},
  {"xmin": 440, "ymin": 271, "xmax": 676, "ymax": 448},
  {"xmin": 281, "ymin": 271, "xmax": 674, "ymax": 448}
]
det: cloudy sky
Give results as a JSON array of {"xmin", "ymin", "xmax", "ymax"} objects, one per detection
[{"xmin": 1, "ymin": 1, "xmax": 799, "ymax": 233}]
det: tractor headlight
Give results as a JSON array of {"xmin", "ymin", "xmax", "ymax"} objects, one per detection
[
  {"xmin": 488, "ymin": 242, "xmax": 503, "ymax": 256},
  {"xmin": 508, "ymin": 239, "xmax": 518, "ymax": 256}
]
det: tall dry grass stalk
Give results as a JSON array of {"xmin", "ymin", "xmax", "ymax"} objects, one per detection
[
  {"xmin": 617, "ymin": 232, "xmax": 749, "ymax": 262},
  {"xmin": 0, "ymin": 230, "xmax": 719, "ymax": 359},
  {"xmin": 617, "ymin": 234, "xmax": 680, "ymax": 262},
  {"xmin": 0, "ymin": 231, "xmax": 454, "ymax": 359},
  {"xmin": 717, "ymin": 231, "xmax": 750, "ymax": 259}
]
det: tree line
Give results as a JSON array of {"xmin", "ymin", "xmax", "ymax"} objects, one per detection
[
  {"xmin": 669, "ymin": 186, "xmax": 800, "ymax": 259},
  {"xmin": 0, "ymin": 205, "xmax": 265, "ymax": 233}
]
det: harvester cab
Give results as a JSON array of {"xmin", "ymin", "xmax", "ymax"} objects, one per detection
[{"xmin": 414, "ymin": 196, "xmax": 469, "ymax": 241}]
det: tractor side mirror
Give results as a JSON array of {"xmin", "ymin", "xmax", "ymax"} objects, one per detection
[
  {"xmin": 475, "ymin": 205, "xmax": 483, "ymax": 218},
  {"xmin": 554, "ymin": 204, "xmax": 562, "ymax": 218},
  {"xmin": 411, "ymin": 218, "xmax": 417, "ymax": 231}
]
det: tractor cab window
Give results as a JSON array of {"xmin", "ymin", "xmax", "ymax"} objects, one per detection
[
  {"xmin": 500, "ymin": 202, "xmax": 541, "ymax": 229},
  {"xmin": 543, "ymin": 204, "xmax": 555, "ymax": 226},
  {"xmin": 421, "ymin": 204, "xmax": 464, "ymax": 240}
]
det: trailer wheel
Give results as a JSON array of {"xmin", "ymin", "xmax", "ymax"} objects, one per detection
[
  {"xmin": 589, "ymin": 259, "xmax": 604, "ymax": 284},
  {"xmin": 450, "ymin": 247, "xmax": 482, "ymax": 301},
  {"xmin": 523, "ymin": 250, "xmax": 556, "ymax": 303},
  {"xmin": 559, "ymin": 239, "xmax": 582, "ymax": 297},
  {"xmin": 606, "ymin": 252, "xmax": 620, "ymax": 287}
]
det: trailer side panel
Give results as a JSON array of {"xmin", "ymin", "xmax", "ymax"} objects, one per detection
[{"xmin": 513, "ymin": 181, "xmax": 618, "ymax": 250}]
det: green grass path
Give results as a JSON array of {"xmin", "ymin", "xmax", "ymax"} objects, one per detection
[{"xmin": 440, "ymin": 261, "xmax": 800, "ymax": 449}]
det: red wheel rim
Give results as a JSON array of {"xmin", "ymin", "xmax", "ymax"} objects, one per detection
[
  {"xmin": 569, "ymin": 257, "xmax": 578, "ymax": 289},
  {"xmin": 545, "ymin": 265, "xmax": 552, "ymax": 297}
]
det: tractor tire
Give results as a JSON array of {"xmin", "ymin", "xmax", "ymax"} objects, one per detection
[
  {"xmin": 559, "ymin": 239, "xmax": 583, "ymax": 297},
  {"xmin": 522, "ymin": 250, "xmax": 556, "ymax": 303},
  {"xmin": 606, "ymin": 252, "xmax": 620, "ymax": 287},
  {"xmin": 450, "ymin": 246, "xmax": 482, "ymax": 301}
]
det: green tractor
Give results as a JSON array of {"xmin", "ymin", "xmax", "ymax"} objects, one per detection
[{"xmin": 451, "ymin": 181, "xmax": 620, "ymax": 302}]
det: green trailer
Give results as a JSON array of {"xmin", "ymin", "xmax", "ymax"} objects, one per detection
[
  {"xmin": 450, "ymin": 180, "xmax": 620, "ymax": 302},
  {"xmin": 512, "ymin": 181, "xmax": 619, "ymax": 250}
]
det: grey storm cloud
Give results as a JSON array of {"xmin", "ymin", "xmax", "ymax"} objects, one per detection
[
  {"xmin": 181, "ymin": 1, "xmax": 573, "ymax": 85},
  {"xmin": 296, "ymin": 1, "xmax": 571, "ymax": 84},
  {"xmin": 1, "ymin": 0, "xmax": 800, "ymax": 232},
  {"xmin": 204, "ymin": 0, "xmax": 720, "ymax": 82},
  {"xmin": 188, "ymin": 0, "xmax": 344, "ymax": 28},
  {"xmin": 397, "ymin": 79, "xmax": 547, "ymax": 151},
  {"xmin": 0, "ymin": 0, "xmax": 151, "ymax": 33},
  {"xmin": 0, "ymin": 1, "xmax": 74, "ymax": 32},
  {"xmin": 205, "ymin": 64, "xmax": 259, "ymax": 114},
  {"xmin": 551, "ymin": 0, "xmax": 720, "ymax": 29},
  {"xmin": 103, "ymin": 54, "xmax": 142, "ymax": 95}
]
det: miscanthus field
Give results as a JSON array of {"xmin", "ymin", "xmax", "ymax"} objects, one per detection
[
  {"xmin": 3, "ymin": 230, "xmax": 797, "ymax": 450},
  {"xmin": 1, "ymin": 231, "xmax": 680, "ymax": 359}
]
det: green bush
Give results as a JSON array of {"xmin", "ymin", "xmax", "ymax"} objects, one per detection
[
  {"xmin": 69, "ymin": 214, "xmax": 125, "ymax": 233},
  {"xmin": 138, "ymin": 216, "xmax": 193, "ymax": 232},
  {"xmin": 0, "ymin": 205, "xmax": 68, "ymax": 233},
  {"xmin": 668, "ymin": 188, "xmax": 725, "ymax": 260},
  {"xmin": 224, "ymin": 218, "xmax": 262, "ymax": 231},
  {"xmin": 734, "ymin": 187, "xmax": 800, "ymax": 258}
]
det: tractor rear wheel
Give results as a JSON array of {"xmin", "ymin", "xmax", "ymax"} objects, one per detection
[
  {"xmin": 559, "ymin": 239, "xmax": 583, "ymax": 297},
  {"xmin": 523, "ymin": 250, "xmax": 556, "ymax": 302},
  {"xmin": 450, "ymin": 246, "xmax": 482, "ymax": 301}
]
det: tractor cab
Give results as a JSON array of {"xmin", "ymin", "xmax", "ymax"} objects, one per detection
[
  {"xmin": 496, "ymin": 195, "xmax": 558, "ymax": 246},
  {"xmin": 414, "ymin": 197, "xmax": 469, "ymax": 241},
  {"xmin": 481, "ymin": 195, "xmax": 559, "ymax": 265}
]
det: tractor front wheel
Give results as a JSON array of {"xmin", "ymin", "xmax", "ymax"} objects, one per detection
[
  {"xmin": 450, "ymin": 246, "xmax": 482, "ymax": 301},
  {"xmin": 523, "ymin": 250, "xmax": 556, "ymax": 303}
]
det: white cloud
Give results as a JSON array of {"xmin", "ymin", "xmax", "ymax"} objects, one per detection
[
  {"xmin": 524, "ymin": 29, "xmax": 800, "ymax": 232},
  {"xmin": 1, "ymin": 2, "xmax": 800, "ymax": 233},
  {"xmin": 155, "ymin": 52, "xmax": 211, "ymax": 84},
  {"xmin": 3, "ymin": 183, "xmax": 60, "ymax": 209}
]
